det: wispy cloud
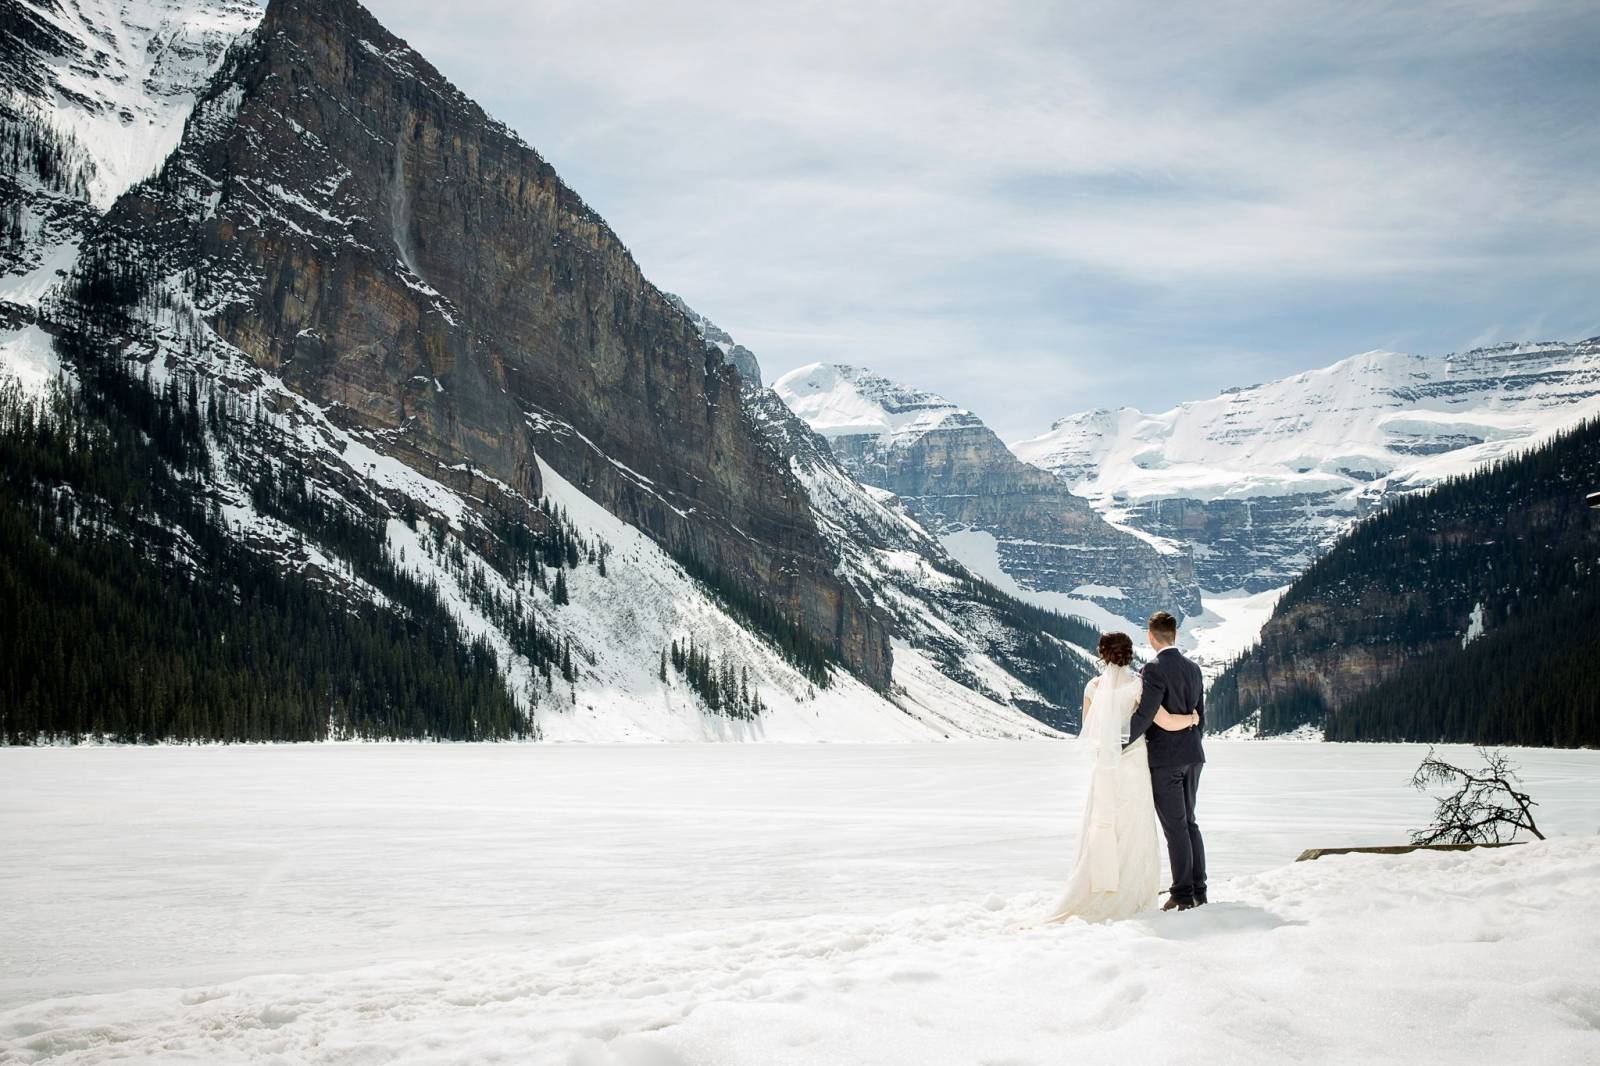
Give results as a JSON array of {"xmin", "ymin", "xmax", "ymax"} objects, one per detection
[{"xmin": 367, "ymin": 0, "xmax": 1600, "ymax": 439}]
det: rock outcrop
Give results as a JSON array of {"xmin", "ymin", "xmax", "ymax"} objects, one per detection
[{"xmin": 664, "ymin": 293, "xmax": 762, "ymax": 386}]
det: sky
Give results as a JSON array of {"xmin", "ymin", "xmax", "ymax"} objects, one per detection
[{"xmin": 365, "ymin": 0, "xmax": 1600, "ymax": 442}]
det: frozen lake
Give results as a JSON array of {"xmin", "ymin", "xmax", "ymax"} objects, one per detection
[{"xmin": 3, "ymin": 741, "xmax": 1598, "ymax": 1064}]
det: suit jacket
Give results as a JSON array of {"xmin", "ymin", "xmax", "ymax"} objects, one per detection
[{"xmin": 1127, "ymin": 647, "xmax": 1206, "ymax": 768}]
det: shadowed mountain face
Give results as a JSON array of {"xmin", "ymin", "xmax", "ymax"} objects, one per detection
[
  {"xmin": 95, "ymin": 0, "xmax": 890, "ymax": 686},
  {"xmin": 1209, "ymin": 417, "xmax": 1600, "ymax": 746}
]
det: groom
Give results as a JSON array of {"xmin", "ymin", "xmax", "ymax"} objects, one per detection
[{"xmin": 1126, "ymin": 611, "xmax": 1207, "ymax": 912}]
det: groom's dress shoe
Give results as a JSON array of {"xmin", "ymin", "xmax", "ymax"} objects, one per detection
[{"xmin": 1161, "ymin": 897, "xmax": 1195, "ymax": 912}]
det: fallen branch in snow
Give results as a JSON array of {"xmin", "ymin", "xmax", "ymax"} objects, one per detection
[
  {"xmin": 1296, "ymin": 842, "xmax": 1525, "ymax": 862},
  {"xmin": 1410, "ymin": 747, "xmax": 1545, "ymax": 845}
]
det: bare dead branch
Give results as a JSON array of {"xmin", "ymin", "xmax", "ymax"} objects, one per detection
[{"xmin": 1410, "ymin": 747, "xmax": 1544, "ymax": 846}]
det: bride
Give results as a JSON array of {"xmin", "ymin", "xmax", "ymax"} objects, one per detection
[{"xmin": 1046, "ymin": 632, "xmax": 1199, "ymax": 923}]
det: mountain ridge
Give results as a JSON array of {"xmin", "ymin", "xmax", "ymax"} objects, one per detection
[{"xmin": 1015, "ymin": 338, "xmax": 1600, "ymax": 594}]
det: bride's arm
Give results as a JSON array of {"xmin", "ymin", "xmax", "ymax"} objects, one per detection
[{"xmin": 1153, "ymin": 707, "xmax": 1200, "ymax": 731}]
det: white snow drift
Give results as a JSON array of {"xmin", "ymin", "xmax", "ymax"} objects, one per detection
[{"xmin": 2, "ymin": 743, "xmax": 1597, "ymax": 1064}]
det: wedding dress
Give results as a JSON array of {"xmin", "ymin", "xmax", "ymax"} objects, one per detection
[{"xmin": 1045, "ymin": 663, "xmax": 1162, "ymax": 923}]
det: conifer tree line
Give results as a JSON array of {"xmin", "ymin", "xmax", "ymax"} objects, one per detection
[
  {"xmin": 664, "ymin": 636, "xmax": 764, "ymax": 719},
  {"xmin": 944, "ymin": 569, "xmax": 1098, "ymax": 718},
  {"xmin": 0, "ymin": 367, "xmax": 530, "ymax": 743},
  {"xmin": 671, "ymin": 549, "xmax": 838, "ymax": 688},
  {"xmin": 1, "ymin": 247, "xmax": 543, "ymax": 743},
  {"xmin": 1211, "ymin": 417, "xmax": 1600, "ymax": 746}
]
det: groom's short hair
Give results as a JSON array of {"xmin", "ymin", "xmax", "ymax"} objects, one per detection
[{"xmin": 1148, "ymin": 611, "xmax": 1178, "ymax": 643}]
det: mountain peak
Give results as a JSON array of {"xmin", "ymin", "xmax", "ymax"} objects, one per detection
[
  {"xmin": 1014, "ymin": 336, "xmax": 1600, "ymax": 593},
  {"xmin": 772, "ymin": 363, "xmax": 968, "ymax": 442}
]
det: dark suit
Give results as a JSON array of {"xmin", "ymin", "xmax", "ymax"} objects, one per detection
[{"xmin": 1128, "ymin": 646, "xmax": 1207, "ymax": 904}]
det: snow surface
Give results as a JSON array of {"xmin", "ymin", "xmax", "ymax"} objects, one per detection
[
  {"xmin": 1180, "ymin": 586, "xmax": 1289, "ymax": 676},
  {"xmin": 0, "ymin": 237, "xmax": 82, "ymax": 312},
  {"xmin": 1462, "ymin": 601, "xmax": 1487, "ymax": 648},
  {"xmin": 1215, "ymin": 715, "xmax": 1326, "ymax": 742},
  {"xmin": 3, "ymin": 743, "xmax": 1597, "ymax": 1064},
  {"xmin": 0, "ymin": 325, "xmax": 63, "ymax": 397}
]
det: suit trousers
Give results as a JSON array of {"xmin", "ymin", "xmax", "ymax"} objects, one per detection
[{"xmin": 1151, "ymin": 761, "xmax": 1206, "ymax": 904}]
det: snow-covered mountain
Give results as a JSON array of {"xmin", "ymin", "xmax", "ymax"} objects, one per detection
[
  {"xmin": 2, "ymin": 0, "xmax": 261, "ymax": 208},
  {"xmin": 1, "ymin": 0, "xmax": 1091, "ymax": 742},
  {"xmin": 1210, "ymin": 415, "xmax": 1600, "ymax": 745},
  {"xmin": 678, "ymin": 310, "xmax": 1112, "ymax": 733},
  {"xmin": 1, "ymin": 0, "xmax": 260, "ymax": 364},
  {"xmin": 1015, "ymin": 340, "xmax": 1600, "ymax": 594},
  {"xmin": 774, "ymin": 363, "xmax": 1200, "ymax": 633}
]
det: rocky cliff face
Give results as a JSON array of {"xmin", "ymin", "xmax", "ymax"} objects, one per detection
[
  {"xmin": 664, "ymin": 293, "xmax": 762, "ymax": 386},
  {"xmin": 92, "ymin": 0, "xmax": 890, "ymax": 686},
  {"xmin": 1016, "ymin": 340, "xmax": 1600, "ymax": 594},
  {"xmin": 774, "ymin": 363, "xmax": 1200, "ymax": 628}
]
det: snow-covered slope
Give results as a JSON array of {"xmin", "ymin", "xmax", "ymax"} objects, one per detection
[
  {"xmin": 2, "ymin": 0, "xmax": 261, "ymax": 389},
  {"xmin": 1, "ymin": 0, "xmax": 262, "ymax": 208},
  {"xmin": 1015, "ymin": 340, "xmax": 1600, "ymax": 594},
  {"xmin": 779, "ymin": 362, "xmax": 968, "ymax": 444},
  {"xmin": 774, "ymin": 362, "xmax": 1200, "ymax": 632},
  {"xmin": 528, "ymin": 451, "xmax": 1059, "ymax": 741}
]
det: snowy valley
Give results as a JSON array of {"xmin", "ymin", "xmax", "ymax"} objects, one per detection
[{"xmin": 1, "ymin": 2, "xmax": 1597, "ymax": 1065}]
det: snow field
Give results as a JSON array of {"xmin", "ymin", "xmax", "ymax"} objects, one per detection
[
  {"xmin": 1180, "ymin": 586, "xmax": 1289, "ymax": 676},
  {"xmin": 2, "ymin": 743, "xmax": 1598, "ymax": 1064}
]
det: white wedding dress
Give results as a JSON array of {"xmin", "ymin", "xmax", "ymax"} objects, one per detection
[{"xmin": 1045, "ymin": 664, "xmax": 1162, "ymax": 923}]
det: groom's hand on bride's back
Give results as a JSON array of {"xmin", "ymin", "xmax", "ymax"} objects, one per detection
[{"xmin": 1125, "ymin": 669, "xmax": 1164, "ymax": 745}]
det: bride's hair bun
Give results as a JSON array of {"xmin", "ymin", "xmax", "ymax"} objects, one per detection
[{"xmin": 1097, "ymin": 632, "xmax": 1134, "ymax": 667}]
